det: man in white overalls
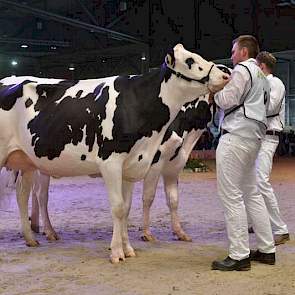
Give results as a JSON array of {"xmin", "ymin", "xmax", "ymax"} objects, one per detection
[
  {"xmin": 211, "ymin": 35, "xmax": 276, "ymax": 271},
  {"xmin": 255, "ymin": 51, "xmax": 289, "ymax": 245}
]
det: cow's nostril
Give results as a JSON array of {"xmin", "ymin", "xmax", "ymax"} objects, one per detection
[{"xmin": 222, "ymin": 75, "xmax": 229, "ymax": 80}]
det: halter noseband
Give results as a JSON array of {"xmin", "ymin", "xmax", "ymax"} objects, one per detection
[{"xmin": 167, "ymin": 63, "xmax": 214, "ymax": 85}]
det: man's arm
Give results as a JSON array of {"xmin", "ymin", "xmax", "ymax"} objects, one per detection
[
  {"xmin": 267, "ymin": 78, "xmax": 286, "ymax": 115},
  {"xmin": 214, "ymin": 66, "xmax": 251, "ymax": 110}
]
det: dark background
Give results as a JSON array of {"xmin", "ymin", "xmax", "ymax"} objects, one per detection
[
  {"xmin": 0, "ymin": 0, "xmax": 294, "ymax": 124},
  {"xmin": 0, "ymin": 0, "xmax": 294, "ymax": 76}
]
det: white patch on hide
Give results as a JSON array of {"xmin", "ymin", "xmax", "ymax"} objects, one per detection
[{"xmin": 100, "ymin": 83, "xmax": 119, "ymax": 140}]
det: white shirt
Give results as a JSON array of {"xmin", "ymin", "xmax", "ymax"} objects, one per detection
[
  {"xmin": 214, "ymin": 58, "xmax": 268, "ymax": 140},
  {"xmin": 266, "ymin": 74, "xmax": 285, "ymax": 132}
]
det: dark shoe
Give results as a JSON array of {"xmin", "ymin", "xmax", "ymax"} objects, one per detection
[
  {"xmin": 211, "ymin": 256, "xmax": 251, "ymax": 271},
  {"xmin": 274, "ymin": 233, "xmax": 290, "ymax": 245},
  {"xmin": 248, "ymin": 227, "xmax": 254, "ymax": 234},
  {"xmin": 250, "ymin": 250, "xmax": 275, "ymax": 265}
]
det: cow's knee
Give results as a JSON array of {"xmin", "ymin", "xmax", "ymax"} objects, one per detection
[
  {"xmin": 143, "ymin": 194, "xmax": 154, "ymax": 207},
  {"xmin": 111, "ymin": 202, "xmax": 125, "ymax": 219},
  {"xmin": 169, "ymin": 197, "xmax": 178, "ymax": 210},
  {"xmin": 166, "ymin": 189, "xmax": 178, "ymax": 209}
]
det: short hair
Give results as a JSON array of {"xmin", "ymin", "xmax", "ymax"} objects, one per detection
[
  {"xmin": 232, "ymin": 35, "xmax": 260, "ymax": 58},
  {"xmin": 256, "ymin": 51, "xmax": 277, "ymax": 72}
]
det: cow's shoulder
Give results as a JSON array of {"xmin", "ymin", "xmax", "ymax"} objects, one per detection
[{"xmin": 112, "ymin": 70, "xmax": 170, "ymax": 128}]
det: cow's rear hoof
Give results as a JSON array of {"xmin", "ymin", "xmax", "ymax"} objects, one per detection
[
  {"xmin": 177, "ymin": 234, "xmax": 192, "ymax": 242},
  {"xmin": 31, "ymin": 225, "xmax": 40, "ymax": 233},
  {"xmin": 174, "ymin": 230, "xmax": 192, "ymax": 242},
  {"xmin": 46, "ymin": 232, "xmax": 60, "ymax": 241},
  {"xmin": 141, "ymin": 233, "xmax": 157, "ymax": 242},
  {"xmin": 26, "ymin": 240, "xmax": 40, "ymax": 247}
]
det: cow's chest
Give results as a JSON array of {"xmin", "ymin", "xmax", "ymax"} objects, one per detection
[{"xmin": 122, "ymin": 130, "xmax": 167, "ymax": 181}]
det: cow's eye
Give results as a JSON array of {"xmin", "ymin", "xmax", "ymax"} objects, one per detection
[
  {"xmin": 185, "ymin": 58, "xmax": 195, "ymax": 69},
  {"xmin": 198, "ymin": 66, "xmax": 203, "ymax": 71}
]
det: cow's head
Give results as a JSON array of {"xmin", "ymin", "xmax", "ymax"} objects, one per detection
[{"xmin": 165, "ymin": 44, "xmax": 229, "ymax": 95}]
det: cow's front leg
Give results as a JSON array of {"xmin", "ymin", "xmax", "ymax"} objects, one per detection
[
  {"xmin": 122, "ymin": 180, "xmax": 135, "ymax": 257},
  {"xmin": 100, "ymin": 163, "xmax": 126, "ymax": 263},
  {"xmin": 16, "ymin": 170, "xmax": 39, "ymax": 247},
  {"xmin": 163, "ymin": 174, "xmax": 192, "ymax": 242},
  {"xmin": 34, "ymin": 172, "xmax": 59, "ymax": 241},
  {"xmin": 142, "ymin": 171, "xmax": 161, "ymax": 242}
]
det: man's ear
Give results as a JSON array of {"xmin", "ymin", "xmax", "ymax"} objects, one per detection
[{"xmin": 241, "ymin": 47, "xmax": 249, "ymax": 58}]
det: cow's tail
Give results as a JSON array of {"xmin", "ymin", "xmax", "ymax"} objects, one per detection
[{"xmin": 0, "ymin": 168, "xmax": 17, "ymax": 208}]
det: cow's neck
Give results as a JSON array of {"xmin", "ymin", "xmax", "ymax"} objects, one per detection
[
  {"xmin": 121, "ymin": 69, "xmax": 209, "ymax": 181},
  {"xmin": 160, "ymin": 75, "xmax": 209, "ymax": 124}
]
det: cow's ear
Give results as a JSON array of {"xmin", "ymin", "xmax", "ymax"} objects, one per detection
[
  {"xmin": 165, "ymin": 48, "xmax": 176, "ymax": 68},
  {"xmin": 166, "ymin": 54, "xmax": 172, "ymax": 66}
]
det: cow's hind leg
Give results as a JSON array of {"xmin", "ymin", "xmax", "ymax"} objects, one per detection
[
  {"xmin": 163, "ymin": 174, "xmax": 192, "ymax": 242},
  {"xmin": 16, "ymin": 171, "xmax": 39, "ymax": 246},
  {"xmin": 100, "ymin": 163, "xmax": 126, "ymax": 263},
  {"xmin": 121, "ymin": 180, "xmax": 136, "ymax": 257},
  {"xmin": 141, "ymin": 171, "xmax": 161, "ymax": 242},
  {"xmin": 30, "ymin": 176, "xmax": 40, "ymax": 233},
  {"xmin": 33, "ymin": 172, "xmax": 59, "ymax": 241},
  {"xmin": 15, "ymin": 171, "xmax": 40, "ymax": 233}
]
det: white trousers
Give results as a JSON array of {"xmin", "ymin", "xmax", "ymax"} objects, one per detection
[
  {"xmin": 216, "ymin": 133, "xmax": 275, "ymax": 260},
  {"xmin": 256, "ymin": 136, "xmax": 288, "ymax": 235}
]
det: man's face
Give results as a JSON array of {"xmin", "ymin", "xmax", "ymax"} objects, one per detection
[{"xmin": 231, "ymin": 42, "xmax": 244, "ymax": 66}]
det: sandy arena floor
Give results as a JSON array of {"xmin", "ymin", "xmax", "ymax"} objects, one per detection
[{"xmin": 0, "ymin": 157, "xmax": 295, "ymax": 295}]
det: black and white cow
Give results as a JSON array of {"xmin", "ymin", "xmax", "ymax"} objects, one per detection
[
  {"xmin": 21, "ymin": 95, "xmax": 211, "ymax": 242},
  {"xmin": 27, "ymin": 67, "xmax": 230, "ymax": 244},
  {"xmin": 142, "ymin": 65, "xmax": 232, "ymax": 242},
  {"xmin": 0, "ymin": 44, "xmax": 229, "ymax": 263},
  {"xmin": 24, "ymin": 67, "xmax": 232, "ymax": 244},
  {"xmin": 142, "ymin": 95, "xmax": 211, "ymax": 242}
]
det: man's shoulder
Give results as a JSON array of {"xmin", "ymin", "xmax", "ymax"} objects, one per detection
[
  {"xmin": 235, "ymin": 60, "xmax": 261, "ymax": 75},
  {"xmin": 233, "ymin": 62, "xmax": 253, "ymax": 78},
  {"xmin": 270, "ymin": 75, "xmax": 285, "ymax": 89}
]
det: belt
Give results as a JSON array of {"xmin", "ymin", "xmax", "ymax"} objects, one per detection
[
  {"xmin": 266, "ymin": 130, "xmax": 280, "ymax": 136},
  {"xmin": 221, "ymin": 129, "xmax": 229, "ymax": 135}
]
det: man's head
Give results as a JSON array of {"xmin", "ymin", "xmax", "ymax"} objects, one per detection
[
  {"xmin": 231, "ymin": 35, "xmax": 260, "ymax": 66},
  {"xmin": 256, "ymin": 51, "xmax": 277, "ymax": 75}
]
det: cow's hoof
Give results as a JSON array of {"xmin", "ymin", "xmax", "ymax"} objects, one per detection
[
  {"xmin": 31, "ymin": 225, "xmax": 40, "ymax": 233},
  {"xmin": 110, "ymin": 255, "xmax": 126, "ymax": 264},
  {"xmin": 141, "ymin": 233, "xmax": 157, "ymax": 242},
  {"xmin": 46, "ymin": 232, "xmax": 60, "ymax": 241},
  {"xmin": 110, "ymin": 249, "xmax": 125, "ymax": 263},
  {"xmin": 124, "ymin": 247, "xmax": 136, "ymax": 258},
  {"xmin": 178, "ymin": 235, "xmax": 193, "ymax": 242},
  {"xmin": 26, "ymin": 239, "xmax": 40, "ymax": 247},
  {"xmin": 177, "ymin": 233, "xmax": 192, "ymax": 242}
]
